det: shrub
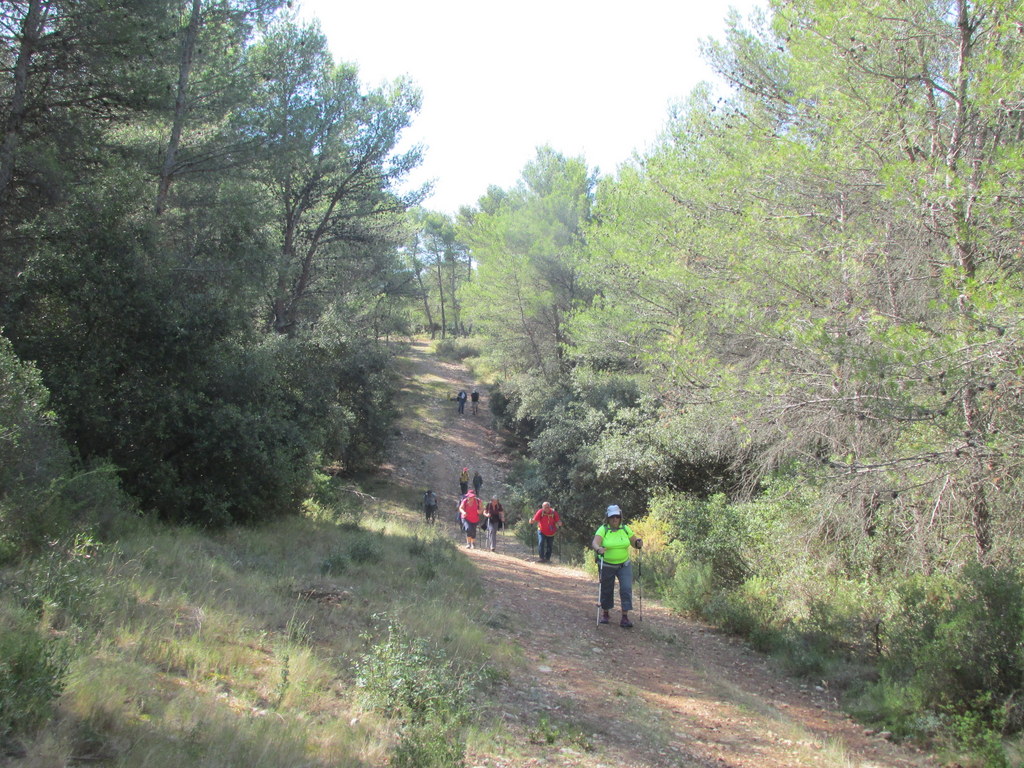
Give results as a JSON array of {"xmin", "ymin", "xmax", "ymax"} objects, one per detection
[
  {"xmin": 650, "ymin": 493, "xmax": 752, "ymax": 587},
  {"xmin": 881, "ymin": 564, "xmax": 1024, "ymax": 719},
  {"xmin": 349, "ymin": 537, "xmax": 383, "ymax": 565},
  {"xmin": 433, "ymin": 338, "xmax": 479, "ymax": 361},
  {"xmin": 356, "ymin": 620, "xmax": 472, "ymax": 767},
  {"xmin": 661, "ymin": 557, "xmax": 715, "ymax": 615},
  {"xmin": 0, "ymin": 604, "xmax": 70, "ymax": 745},
  {"xmin": 319, "ymin": 550, "xmax": 348, "ymax": 575}
]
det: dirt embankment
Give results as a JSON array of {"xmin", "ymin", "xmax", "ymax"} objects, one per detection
[{"xmin": 381, "ymin": 339, "xmax": 938, "ymax": 768}]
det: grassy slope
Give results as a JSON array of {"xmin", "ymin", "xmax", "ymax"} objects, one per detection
[{"xmin": 2, "ymin": 493, "xmax": 523, "ymax": 767}]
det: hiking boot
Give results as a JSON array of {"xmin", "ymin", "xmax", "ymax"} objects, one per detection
[
  {"xmin": 599, "ymin": 610, "xmax": 610, "ymax": 624},
  {"xmin": 620, "ymin": 614, "xmax": 634, "ymax": 628}
]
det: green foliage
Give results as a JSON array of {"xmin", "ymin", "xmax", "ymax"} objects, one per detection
[
  {"xmin": 881, "ymin": 565, "xmax": 1024, "ymax": 719},
  {"xmin": 0, "ymin": 332, "xmax": 67, "ymax": 495},
  {"xmin": 651, "ymin": 493, "xmax": 752, "ymax": 587},
  {"xmin": 433, "ymin": 338, "xmax": 480, "ymax": 361},
  {"xmin": 0, "ymin": 604, "xmax": 70, "ymax": 747},
  {"xmin": 0, "ymin": 335, "xmax": 138, "ymax": 560},
  {"xmin": 356, "ymin": 620, "xmax": 472, "ymax": 767},
  {"xmin": 348, "ymin": 536, "xmax": 384, "ymax": 565},
  {"xmin": 0, "ymin": 6, "xmax": 419, "ymax": 529}
]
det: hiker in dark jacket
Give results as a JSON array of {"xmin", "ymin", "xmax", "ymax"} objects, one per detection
[
  {"xmin": 484, "ymin": 496, "xmax": 504, "ymax": 552},
  {"xmin": 423, "ymin": 489, "xmax": 438, "ymax": 522}
]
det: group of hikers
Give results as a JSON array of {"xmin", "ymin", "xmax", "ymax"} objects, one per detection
[
  {"xmin": 454, "ymin": 386, "xmax": 480, "ymax": 415},
  {"xmin": 428, "ymin": 381, "xmax": 641, "ymax": 627},
  {"xmin": 421, "ymin": 467, "xmax": 503, "ymax": 551},
  {"xmin": 422, "ymin": 478, "xmax": 643, "ymax": 628}
]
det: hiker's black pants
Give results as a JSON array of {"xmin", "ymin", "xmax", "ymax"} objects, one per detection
[{"xmin": 599, "ymin": 560, "xmax": 633, "ymax": 612}]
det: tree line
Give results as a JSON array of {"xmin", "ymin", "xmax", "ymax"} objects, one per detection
[
  {"xmin": 444, "ymin": 0, "xmax": 1024, "ymax": 757},
  {"xmin": 0, "ymin": 0, "xmax": 423, "ymax": 547}
]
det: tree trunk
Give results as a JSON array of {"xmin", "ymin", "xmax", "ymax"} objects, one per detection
[
  {"xmin": 0, "ymin": 0, "xmax": 46, "ymax": 218},
  {"xmin": 155, "ymin": 0, "xmax": 203, "ymax": 216},
  {"xmin": 434, "ymin": 256, "xmax": 447, "ymax": 339}
]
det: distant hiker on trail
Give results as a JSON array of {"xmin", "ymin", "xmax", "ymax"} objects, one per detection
[
  {"xmin": 423, "ymin": 489, "xmax": 437, "ymax": 523},
  {"xmin": 470, "ymin": 388, "xmax": 480, "ymax": 414},
  {"xmin": 484, "ymin": 496, "xmax": 504, "ymax": 552},
  {"xmin": 472, "ymin": 470, "xmax": 483, "ymax": 496},
  {"xmin": 459, "ymin": 467, "xmax": 470, "ymax": 496},
  {"xmin": 459, "ymin": 490, "xmax": 482, "ymax": 549},
  {"xmin": 532, "ymin": 502, "xmax": 561, "ymax": 563},
  {"xmin": 456, "ymin": 389, "xmax": 468, "ymax": 414},
  {"xmin": 592, "ymin": 504, "xmax": 643, "ymax": 628}
]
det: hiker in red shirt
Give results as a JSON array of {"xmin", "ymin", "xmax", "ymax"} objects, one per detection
[
  {"xmin": 532, "ymin": 501, "xmax": 561, "ymax": 562},
  {"xmin": 459, "ymin": 490, "xmax": 482, "ymax": 549}
]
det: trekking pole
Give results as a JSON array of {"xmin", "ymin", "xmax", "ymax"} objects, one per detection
[
  {"xmin": 636, "ymin": 550, "xmax": 643, "ymax": 623},
  {"xmin": 596, "ymin": 557, "xmax": 604, "ymax": 627}
]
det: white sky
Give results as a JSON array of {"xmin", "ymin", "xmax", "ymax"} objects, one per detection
[{"xmin": 295, "ymin": 0, "xmax": 766, "ymax": 214}]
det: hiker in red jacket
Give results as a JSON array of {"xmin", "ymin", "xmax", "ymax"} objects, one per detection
[
  {"xmin": 459, "ymin": 490, "xmax": 482, "ymax": 549},
  {"xmin": 532, "ymin": 501, "xmax": 561, "ymax": 562}
]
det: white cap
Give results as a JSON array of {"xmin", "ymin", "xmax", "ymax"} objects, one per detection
[{"xmin": 606, "ymin": 505, "xmax": 622, "ymax": 517}]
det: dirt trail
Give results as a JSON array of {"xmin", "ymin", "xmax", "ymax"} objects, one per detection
[{"xmin": 382, "ymin": 340, "xmax": 937, "ymax": 768}]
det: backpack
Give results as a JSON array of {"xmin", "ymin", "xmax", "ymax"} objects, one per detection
[{"xmin": 594, "ymin": 524, "xmax": 633, "ymax": 563}]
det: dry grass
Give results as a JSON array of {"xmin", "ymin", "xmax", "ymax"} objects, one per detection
[{"xmin": 2, "ymin": 488, "xmax": 509, "ymax": 767}]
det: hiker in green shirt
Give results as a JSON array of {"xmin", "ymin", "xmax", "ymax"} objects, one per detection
[{"xmin": 592, "ymin": 504, "xmax": 643, "ymax": 628}]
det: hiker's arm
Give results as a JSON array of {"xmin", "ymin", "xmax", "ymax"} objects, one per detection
[
  {"xmin": 630, "ymin": 534, "xmax": 643, "ymax": 549},
  {"xmin": 592, "ymin": 535, "xmax": 605, "ymax": 553}
]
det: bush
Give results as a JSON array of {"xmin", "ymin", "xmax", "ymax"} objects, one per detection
[
  {"xmin": 349, "ymin": 536, "xmax": 383, "ymax": 565},
  {"xmin": 0, "ymin": 604, "xmax": 70, "ymax": 745},
  {"xmin": 0, "ymin": 333, "xmax": 78, "ymax": 561},
  {"xmin": 433, "ymin": 338, "xmax": 480, "ymax": 361},
  {"xmin": 650, "ymin": 493, "xmax": 752, "ymax": 587},
  {"xmin": 356, "ymin": 620, "xmax": 472, "ymax": 767},
  {"xmin": 661, "ymin": 557, "xmax": 715, "ymax": 615},
  {"xmin": 881, "ymin": 564, "xmax": 1024, "ymax": 719}
]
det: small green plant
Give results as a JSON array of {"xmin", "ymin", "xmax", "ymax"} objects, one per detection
[
  {"xmin": 946, "ymin": 696, "xmax": 1009, "ymax": 768},
  {"xmin": 416, "ymin": 561, "xmax": 437, "ymax": 581},
  {"xmin": 273, "ymin": 653, "xmax": 291, "ymax": 710},
  {"xmin": 534, "ymin": 714, "xmax": 559, "ymax": 744},
  {"xmin": 356, "ymin": 621, "xmax": 470, "ymax": 722},
  {"xmin": 391, "ymin": 720, "xmax": 467, "ymax": 768},
  {"xmin": 408, "ymin": 536, "xmax": 428, "ymax": 558},
  {"xmin": 530, "ymin": 714, "xmax": 593, "ymax": 751}
]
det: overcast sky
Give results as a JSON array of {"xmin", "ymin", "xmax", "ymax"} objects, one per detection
[{"xmin": 295, "ymin": 0, "xmax": 766, "ymax": 214}]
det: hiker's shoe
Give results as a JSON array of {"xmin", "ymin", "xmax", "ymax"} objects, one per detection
[
  {"xmin": 599, "ymin": 611, "xmax": 610, "ymax": 624},
  {"xmin": 620, "ymin": 615, "xmax": 634, "ymax": 628}
]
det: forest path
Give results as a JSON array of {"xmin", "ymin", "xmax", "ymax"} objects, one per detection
[{"xmin": 381, "ymin": 339, "xmax": 937, "ymax": 768}]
